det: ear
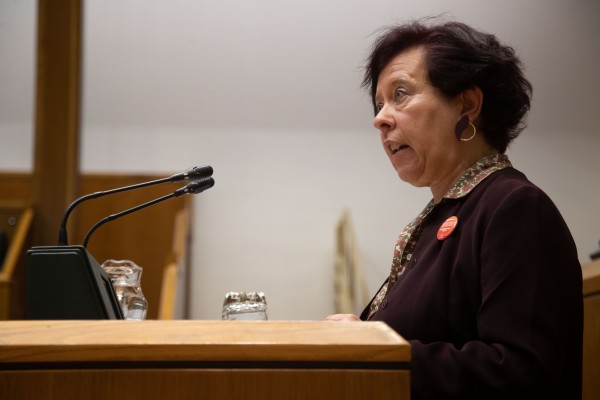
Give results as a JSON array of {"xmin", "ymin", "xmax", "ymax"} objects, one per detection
[{"xmin": 459, "ymin": 86, "xmax": 483, "ymax": 124}]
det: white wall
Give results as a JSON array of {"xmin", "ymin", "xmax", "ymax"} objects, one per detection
[
  {"xmin": 0, "ymin": 0, "xmax": 36, "ymax": 170},
  {"xmin": 1, "ymin": 0, "xmax": 599, "ymax": 320}
]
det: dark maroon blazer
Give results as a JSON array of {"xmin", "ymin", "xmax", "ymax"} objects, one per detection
[{"xmin": 362, "ymin": 168, "xmax": 583, "ymax": 400}]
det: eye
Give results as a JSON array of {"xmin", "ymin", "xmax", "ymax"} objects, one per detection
[
  {"xmin": 375, "ymin": 103, "xmax": 384, "ymax": 113},
  {"xmin": 394, "ymin": 88, "xmax": 407, "ymax": 103}
]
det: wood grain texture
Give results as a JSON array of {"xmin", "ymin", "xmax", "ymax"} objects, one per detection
[
  {"xmin": 0, "ymin": 320, "xmax": 410, "ymax": 363},
  {"xmin": 32, "ymin": 0, "xmax": 82, "ymax": 247},
  {"xmin": 0, "ymin": 369, "xmax": 410, "ymax": 400},
  {"xmin": 0, "ymin": 175, "xmax": 33, "ymax": 202},
  {"xmin": 583, "ymin": 258, "xmax": 600, "ymax": 400},
  {"xmin": 158, "ymin": 262, "xmax": 178, "ymax": 319},
  {"xmin": 582, "ymin": 258, "xmax": 600, "ymax": 295},
  {"xmin": 0, "ymin": 320, "xmax": 410, "ymax": 400}
]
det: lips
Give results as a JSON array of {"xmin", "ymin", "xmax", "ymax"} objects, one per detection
[{"xmin": 390, "ymin": 144, "xmax": 409, "ymax": 154}]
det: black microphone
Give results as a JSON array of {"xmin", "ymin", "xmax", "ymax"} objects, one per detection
[
  {"xmin": 168, "ymin": 165, "xmax": 213, "ymax": 182},
  {"xmin": 82, "ymin": 177, "xmax": 214, "ymax": 248},
  {"xmin": 57, "ymin": 165, "xmax": 213, "ymax": 245},
  {"xmin": 174, "ymin": 177, "xmax": 216, "ymax": 196}
]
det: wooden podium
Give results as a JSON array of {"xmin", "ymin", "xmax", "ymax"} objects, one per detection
[
  {"xmin": 583, "ymin": 258, "xmax": 600, "ymax": 400},
  {"xmin": 0, "ymin": 320, "xmax": 410, "ymax": 400}
]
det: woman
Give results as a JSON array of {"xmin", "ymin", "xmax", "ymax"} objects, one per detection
[{"xmin": 326, "ymin": 21, "xmax": 582, "ymax": 399}]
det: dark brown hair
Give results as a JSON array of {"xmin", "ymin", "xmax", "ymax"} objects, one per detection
[{"xmin": 363, "ymin": 20, "xmax": 532, "ymax": 153}]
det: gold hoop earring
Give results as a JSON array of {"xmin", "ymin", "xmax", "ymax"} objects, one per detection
[{"xmin": 460, "ymin": 123, "xmax": 477, "ymax": 142}]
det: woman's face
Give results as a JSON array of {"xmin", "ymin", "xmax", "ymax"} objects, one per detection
[{"xmin": 374, "ymin": 46, "xmax": 465, "ymax": 194}]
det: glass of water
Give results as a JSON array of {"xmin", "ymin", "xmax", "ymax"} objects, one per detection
[
  {"xmin": 102, "ymin": 259, "xmax": 148, "ymax": 320},
  {"xmin": 222, "ymin": 291, "xmax": 268, "ymax": 320}
]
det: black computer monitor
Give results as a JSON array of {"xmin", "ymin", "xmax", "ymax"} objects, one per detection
[{"xmin": 27, "ymin": 245, "xmax": 124, "ymax": 319}]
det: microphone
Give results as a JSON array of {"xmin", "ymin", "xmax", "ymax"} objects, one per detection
[
  {"xmin": 168, "ymin": 165, "xmax": 213, "ymax": 182},
  {"xmin": 26, "ymin": 175, "xmax": 213, "ymax": 320},
  {"xmin": 82, "ymin": 177, "xmax": 214, "ymax": 248},
  {"xmin": 174, "ymin": 177, "xmax": 216, "ymax": 196},
  {"xmin": 57, "ymin": 165, "xmax": 213, "ymax": 245}
]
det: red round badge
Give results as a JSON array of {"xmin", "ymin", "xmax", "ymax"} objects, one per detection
[{"xmin": 437, "ymin": 216, "xmax": 458, "ymax": 240}]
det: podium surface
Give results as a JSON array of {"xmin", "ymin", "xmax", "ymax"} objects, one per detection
[{"xmin": 0, "ymin": 320, "xmax": 410, "ymax": 399}]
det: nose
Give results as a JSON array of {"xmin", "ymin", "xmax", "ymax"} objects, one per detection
[{"xmin": 373, "ymin": 104, "xmax": 395, "ymax": 135}]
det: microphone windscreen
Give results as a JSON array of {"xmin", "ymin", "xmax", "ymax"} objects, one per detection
[
  {"xmin": 170, "ymin": 165, "xmax": 213, "ymax": 182},
  {"xmin": 186, "ymin": 165, "xmax": 213, "ymax": 179}
]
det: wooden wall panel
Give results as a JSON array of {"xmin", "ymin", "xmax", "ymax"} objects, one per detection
[
  {"xmin": 32, "ymin": 0, "xmax": 82, "ymax": 247},
  {"xmin": 0, "ymin": 174, "xmax": 33, "ymax": 202}
]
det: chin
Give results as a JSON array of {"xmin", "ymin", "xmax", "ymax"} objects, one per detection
[
  {"xmin": 396, "ymin": 170, "xmax": 426, "ymax": 188},
  {"xmin": 395, "ymin": 167, "xmax": 412, "ymax": 183}
]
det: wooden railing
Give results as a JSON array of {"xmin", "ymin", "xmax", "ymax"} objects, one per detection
[
  {"xmin": 0, "ymin": 203, "xmax": 34, "ymax": 320},
  {"xmin": 158, "ymin": 206, "xmax": 191, "ymax": 320}
]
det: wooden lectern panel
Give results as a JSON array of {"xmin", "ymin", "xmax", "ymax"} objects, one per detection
[
  {"xmin": 582, "ymin": 259, "xmax": 600, "ymax": 400},
  {"xmin": 0, "ymin": 320, "xmax": 411, "ymax": 400},
  {"xmin": 2, "ymin": 369, "xmax": 409, "ymax": 400}
]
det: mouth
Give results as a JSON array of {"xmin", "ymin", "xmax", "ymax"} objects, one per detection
[{"xmin": 390, "ymin": 144, "xmax": 409, "ymax": 154}]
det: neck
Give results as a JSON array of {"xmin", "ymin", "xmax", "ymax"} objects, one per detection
[{"xmin": 431, "ymin": 143, "xmax": 497, "ymax": 203}]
